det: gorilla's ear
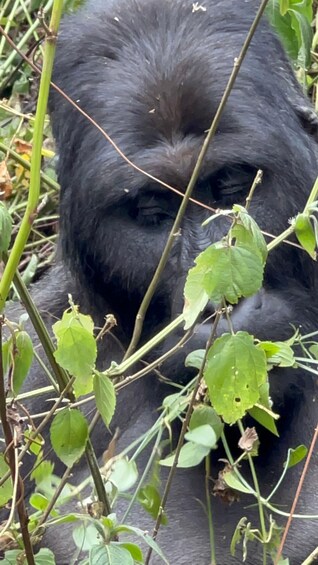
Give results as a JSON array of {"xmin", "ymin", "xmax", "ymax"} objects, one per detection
[{"xmin": 294, "ymin": 104, "xmax": 318, "ymax": 141}]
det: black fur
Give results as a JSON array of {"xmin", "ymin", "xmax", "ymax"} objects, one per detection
[{"xmin": 2, "ymin": 0, "xmax": 318, "ymax": 563}]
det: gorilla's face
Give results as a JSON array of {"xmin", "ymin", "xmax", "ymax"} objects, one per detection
[{"xmin": 50, "ymin": 0, "xmax": 317, "ymax": 337}]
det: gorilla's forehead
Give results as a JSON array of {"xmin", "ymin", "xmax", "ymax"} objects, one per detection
[
  {"xmin": 51, "ymin": 0, "xmax": 316, "ymax": 212},
  {"xmin": 54, "ymin": 0, "xmax": 286, "ymax": 143}
]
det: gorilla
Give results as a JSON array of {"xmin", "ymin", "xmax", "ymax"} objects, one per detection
[{"xmin": 1, "ymin": 0, "xmax": 318, "ymax": 564}]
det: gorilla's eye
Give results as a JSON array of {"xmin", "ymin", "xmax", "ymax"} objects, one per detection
[
  {"xmin": 134, "ymin": 192, "xmax": 177, "ymax": 226},
  {"xmin": 198, "ymin": 164, "xmax": 259, "ymax": 206}
]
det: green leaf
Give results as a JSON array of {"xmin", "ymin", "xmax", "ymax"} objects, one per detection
[
  {"xmin": 0, "ymin": 202, "xmax": 12, "ymax": 253},
  {"xmin": 21, "ymin": 253, "xmax": 39, "ymax": 287},
  {"xmin": 35, "ymin": 549, "xmax": 56, "ymax": 565},
  {"xmin": 89, "ymin": 543, "xmax": 133, "ymax": 565},
  {"xmin": 294, "ymin": 213, "xmax": 316, "ymax": 259},
  {"xmin": 73, "ymin": 523, "xmax": 100, "ymax": 551},
  {"xmin": 189, "ymin": 405, "xmax": 224, "ymax": 440},
  {"xmin": 204, "ymin": 245, "xmax": 264, "ymax": 303},
  {"xmin": 93, "ymin": 371, "xmax": 116, "ymax": 427},
  {"xmin": 30, "ymin": 459, "xmax": 54, "ymax": 487},
  {"xmin": 53, "ymin": 310, "xmax": 97, "ymax": 397},
  {"xmin": 162, "ymin": 392, "xmax": 188, "ymax": 420},
  {"xmin": 232, "ymin": 206, "xmax": 268, "ymax": 262},
  {"xmin": 185, "ymin": 424, "xmax": 217, "ymax": 449},
  {"xmin": 266, "ymin": 0, "xmax": 313, "ymax": 67},
  {"xmin": 204, "ymin": 332, "xmax": 267, "ymax": 423},
  {"xmin": 265, "ymin": 341, "xmax": 295, "ymax": 368},
  {"xmin": 258, "ymin": 339, "xmax": 296, "ymax": 368},
  {"xmin": 108, "ymin": 458, "xmax": 138, "ymax": 492},
  {"xmin": 230, "ymin": 517, "xmax": 248, "ymax": 557},
  {"xmin": 2, "ymin": 549, "xmax": 56, "ymax": 565},
  {"xmin": 115, "ymin": 525, "xmax": 169, "ymax": 564},
  {"xmin": 185, "ymin": 349, "xmax": 205, "ymax": 370},
  {"xmin": 184, "ymin": 243, "xmax": 264, "ymax": 326},
  {"xmin": 309, "ymin": 343, "xmax": 318, "ymax": 359},
  {"xmin": 0, "ymin": 454, "xmax": 12, "ymax": 506},
  {"xmin": 29, "ymin": 492, "xmax": 49, "ymax": 511},
  {"xmin": 284, "ymin": 445, "xmax": 308, "ymax": 469},
  {"xmin": 160, "ymin": 441, "xmax": 210, "ymax": 468},
  {"xmin": 295, "ymin": 214, "xmax": 317, "ymax": 259},
  {"xmin": 289, "ymin": 6, "xmax": 313, "ymax": 68},
  {"xmin": 11, "ymin": 331, "xmax": 34, "ymax": 395},
  {"xmin": 137, "ymin": 484, "xmax": 167, "ymax": 524},
  {"xmin": 248, "ymin": 383, "xmax": 279, "ymax": 436},
  {"xmin": 223, "ymin": 470, "xmax": 251, "ymax": 494},
  {"xmin": 183, "ymin": 270, "xmax": 209, "ymax": 329},
  {"xmin": 117, "ymin": 543, "xmax": 143, "ymax": 563},
  {"xmin": 50, "ymin": 408, "xmax": 88, "ymax": 467}
]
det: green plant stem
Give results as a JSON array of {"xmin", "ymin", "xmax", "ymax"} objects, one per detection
[
  {"xmin": 205, "ymin": 455, "xmax": 216, "ymax": 565},
  {"xmin": 145, "ymin": 313, "xmax": 221, "ymax": 565},
  {"xmin": 0, "ymin": 323, "xmax": 35, "ymax": 564},
  {"xmin": 222, "ymin": 431, "xmax": 318, "ymax": 520},
  {"xmin": 0, "ymin": 0, "xmax": 54, "ymax": 82},
  {"xmin": 122, "ymin": 425, "xmax": 164, "ymax": 523},
  {"xmin": 238, "ymin": 420, "xmax": 267, "ymax": 565},
  {"xmin": 0, "ymin": 0, "xmax": 20, "ymax": 56},
  {"xmin": 0, "ymin": 0, "xmax": 12, "ymax": 21},
  {"xmin": 85, "ymin": 437, "xmax": 111, "ymax": 515},
  {"xmin": 0, "ymin": 1, "xmax": 62, "ymax": 311},
  {"xmin": 10, "ymin": 262, "xmax": 68, "ymax": 390},
  {"xmin": 10, "ymin": 267, "xmax": 111, "ymax": 517},
  {"xmin": 110, "ymin": 314, "xmax": 184, "ymax": 376}
]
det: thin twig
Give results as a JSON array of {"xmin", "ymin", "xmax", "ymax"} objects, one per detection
[
  {"xmin": 124, "ymin": 0, "xmax": 272, "ymax": 360},
  {"xmin": 274, "ymin": 425, "xmax": 318, "ymax": 564},
  {"xmin": 144, "ymin": 312, "xmax": 221, "ymax": 564}
]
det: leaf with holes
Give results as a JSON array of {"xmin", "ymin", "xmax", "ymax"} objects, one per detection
[{"xmin": 204, "ymin": 332, "xmax": 267, "ymax": 424}]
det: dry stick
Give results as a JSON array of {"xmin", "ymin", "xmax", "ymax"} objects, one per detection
[
  {"xmin": 144, "ymin": 312, "xmax": 222, "ymax": 565},
  {"xmin": 0, "ymin": 323, "xmax": 35, "ymax": 565},
  {"xmin": 274, "ymin": 425, "xmax": 318, "ymax": 565},
  {"xmin": 124, "ymin": 0, "xmax": 271, "ymax": 361},
  {"xmin": 144, "ymin": 0, "xmax": 271, "ymax": 560}
]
